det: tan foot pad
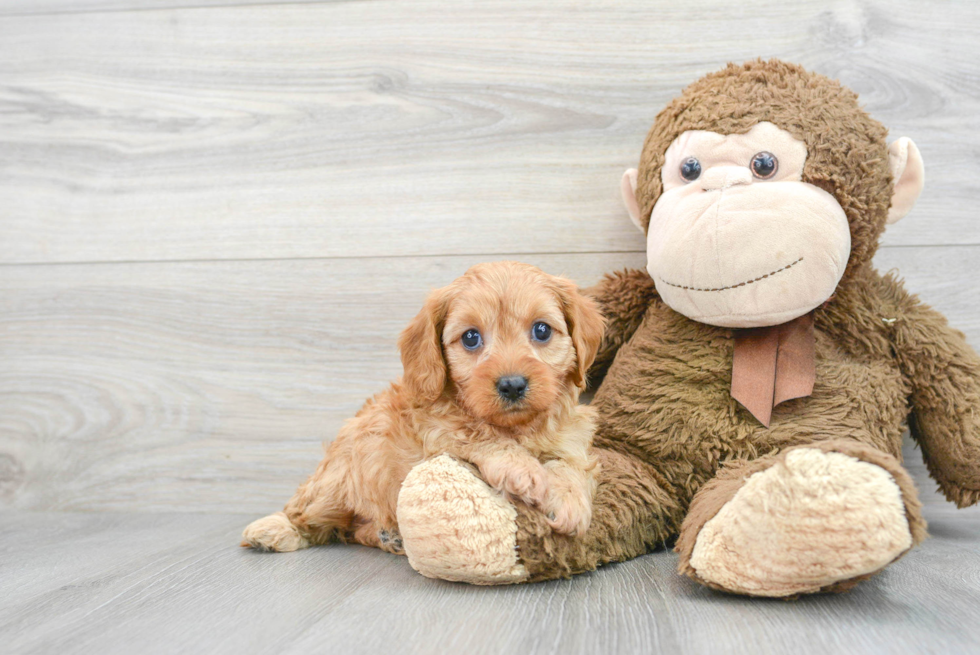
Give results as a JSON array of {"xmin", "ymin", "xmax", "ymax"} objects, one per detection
[
  {"xmin": 690, "ymin": 449, "xmax": 913, "ymax": 597},
  {"xmin": 397, "ymin": 454, "xmax": 529, "ymax": 585}
]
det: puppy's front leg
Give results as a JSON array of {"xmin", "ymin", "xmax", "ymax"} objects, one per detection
[
  {"xmin": 542, "ymin": 458, "xmax": 598, "ymax": 537},
  {"xmin": 464, "ymin": 442, "xmax": 550, "ymax": 509}
]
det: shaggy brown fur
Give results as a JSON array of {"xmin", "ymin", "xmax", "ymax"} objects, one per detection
[
  {"xmin": 241, "ymin": 261, "xmax": 606, "ymax": 553},
  {"xmin": 499, "ymin": 60, "xmax": 980, "ymax": 589}
]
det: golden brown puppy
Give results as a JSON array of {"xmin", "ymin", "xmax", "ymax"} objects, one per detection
[{"xmin": 241, "ymin": 261, "xmax": 605, "ymax": 554}]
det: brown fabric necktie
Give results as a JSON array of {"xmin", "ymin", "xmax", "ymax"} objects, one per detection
[{"xmin": 731, "ymin": 312, "xmax": 816, "ymax": 427}]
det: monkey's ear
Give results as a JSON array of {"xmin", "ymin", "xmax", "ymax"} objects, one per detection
[
  {"xmin": 621, "ymin": 168, "xmax": 643, "ymax": 232},
  {"xmin": 886, "ymin": 137, "xmax": 925, "ymax": 225},
  {"xmin": 398, "ymin": 286, "xmax": 451, "ymax": 403}
]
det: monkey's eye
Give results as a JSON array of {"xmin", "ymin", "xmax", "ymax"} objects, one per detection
[
  {"xmin": 531, "ymin": 322, "xmax": 552, "ymax": 343},
  {"xmin": 750, "ymin": 151, "xmax": 778, "ymax": 179},
  {"xmin": 680, "ymin": 157, "xmax": 702, "ymax": 182},
  {"xmin": 461, "ymin": 329, "xmax": 482, "ymax": 350}
]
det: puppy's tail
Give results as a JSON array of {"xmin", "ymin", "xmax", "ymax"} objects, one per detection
[{"xmin": 241, "ymin": 511, "xmax": 311, "ymax": 552}]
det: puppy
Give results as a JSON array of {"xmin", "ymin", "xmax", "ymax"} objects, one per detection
[{"xmin": 241, "ymin": 261, "xmax": 605, "ymax": 554}]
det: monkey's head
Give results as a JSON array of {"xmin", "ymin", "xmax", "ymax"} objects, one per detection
[{"xmin": 622, "ymin": 60, "xmax": 924, "ymax": 328}]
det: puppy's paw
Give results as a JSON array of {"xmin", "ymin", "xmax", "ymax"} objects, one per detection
[
  {"xmin": 241, "ymin": 511, "xmax": 310, "ymax": 552},
  {"xmin": 544, "ymin": 490, "xmax": 592, "ymax": 537},
  {"xmin": 378, "ymin": 528, "xmax": 405, "ymax": 555},
  {"xmin": 481, "ymin": 459, "xmax": 549, "ymax": 509}
]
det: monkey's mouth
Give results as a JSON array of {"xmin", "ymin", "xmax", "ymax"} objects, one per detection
[{"xmin": 657, "ymin": 257, "xmax": 803, "ymax": 293}]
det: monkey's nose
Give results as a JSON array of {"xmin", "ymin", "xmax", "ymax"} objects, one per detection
[
  {"xmin": 700, "ymin": 166, "xmax": 753, "ymax": 191},
  {"xmin": 496, "ymin": 376, "xmax": 528, "ymax": 402}
]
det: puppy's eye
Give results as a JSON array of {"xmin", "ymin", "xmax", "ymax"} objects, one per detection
[
  {"xmin": 531, "ymin": 322, "xmax": 552, "ymax": 343},
  {"xmin": 750, "ymin": 151, "xmax": 778, "ymax": 179},
  {"xmin": 461, "ymin": 329, "xmax": 482, "ymax": 350},
  {"xmin": 680, "ymin": 157, "xmax": 701, "ymax": 182}
]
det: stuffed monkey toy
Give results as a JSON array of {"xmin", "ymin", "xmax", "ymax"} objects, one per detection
[{"xmin": 395, "ymin": 59, "xmax": 980, "ymax": 596}]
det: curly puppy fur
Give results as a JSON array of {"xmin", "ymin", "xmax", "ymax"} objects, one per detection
[{"xmin": 242, "ymin": 261, "xmax": 606, "ymax": 553}]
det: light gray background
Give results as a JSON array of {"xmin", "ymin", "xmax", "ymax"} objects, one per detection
[{"xmin": 1, "ymin": 1, "xmax": 978, "ymax": 653}]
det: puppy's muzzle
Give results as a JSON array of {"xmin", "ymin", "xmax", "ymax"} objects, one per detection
[{"xmin": 496, "ymin": 375, "xmax": 528, "ymax": 403}]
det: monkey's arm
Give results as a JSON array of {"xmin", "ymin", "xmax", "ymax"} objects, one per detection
[
  {"xmin": 583, "ymin": 269, "xmax": 659, "ymax": 390},
  {"xmin": 888, "ymin": 282, "xmax": 980, "ymax": 508}
]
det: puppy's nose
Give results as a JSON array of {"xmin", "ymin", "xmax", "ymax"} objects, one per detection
[{"xmin": 496, "ymin": 376, "xmax": 528, "ymax": 402}]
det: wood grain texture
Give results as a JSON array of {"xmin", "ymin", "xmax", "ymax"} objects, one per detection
[
  {"xmin": 1, "ymin": 0, "xmax": 979, "ymax": 265},
  {"xmin": 1, "ymin": 443, "xmax": 979, "ymax": 655},
  {"xmin": 0, "ymin": 247, "xmax": 976, "ymax": 513},
  {"xmin": 2, "ymin": 1, "xmax": 979, "ymax": 651},
  {"xmin": 0, "ymin": 0, "xmax": 332, "ymax": 17},
  {"xmin": 0, "ymin": 252, "xmax": 643, "ymax": 512}
]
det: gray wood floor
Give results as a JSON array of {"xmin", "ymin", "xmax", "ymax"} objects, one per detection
[
  {"xmin": 3, "ymin": 445, "xmax": 979, "ymax": 655},
  {"xmin": 2, "ymin": 0, "xmax": 980, "ymax": 653}
]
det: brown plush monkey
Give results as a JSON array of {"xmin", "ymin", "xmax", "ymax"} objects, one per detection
[{"xmin": 395, "ymin": 59, "xmax": 980, "ymax": 596}]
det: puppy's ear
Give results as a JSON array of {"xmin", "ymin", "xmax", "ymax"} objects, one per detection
[
  {"xmin": 554, "ymin": 277, "xmax": 606, "ymax": 388},
  {"xmin": 398, "ymin": 286, "xmax": 452, "ymax": 403}
]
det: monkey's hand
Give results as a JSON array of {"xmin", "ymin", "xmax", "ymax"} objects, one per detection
[{"xmin": 891, "ymin": 287, "xmax": 980, "ymax": 508}]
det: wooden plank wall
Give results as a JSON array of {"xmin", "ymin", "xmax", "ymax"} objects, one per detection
[{"xmin": 1, "ymin": 0, "xmax": 978, "ymax": 513}]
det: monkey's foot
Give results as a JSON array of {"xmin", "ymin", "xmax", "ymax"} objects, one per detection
[
  {"xmin": 397, "ymin": 455, "xmax": 529, "ymax": 585},
  {"xmin": 681, "ymin": 447, "xmax": 917, "ymax": 597}
]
